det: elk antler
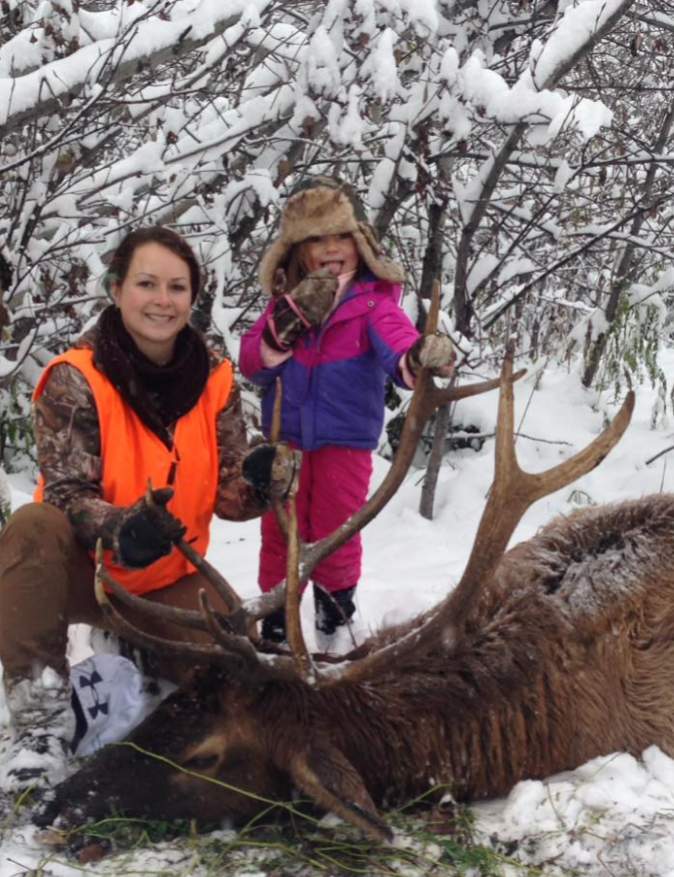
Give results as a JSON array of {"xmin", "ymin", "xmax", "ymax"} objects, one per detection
[
  {"xmin": 316, "ymin": 350, "xmax": 635, "ymax": 687},
  {"xmin": 284, "ymin": 493, "xmax": 313, "ymax": 679},
  {"xmin": 265, "ymin": 378, "xmax": 321, "ymax": 678}
]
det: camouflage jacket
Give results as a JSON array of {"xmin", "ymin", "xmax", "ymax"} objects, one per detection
[{"xmin": 35, "ymin": 354, "xmax": 268, "ymax": 551}]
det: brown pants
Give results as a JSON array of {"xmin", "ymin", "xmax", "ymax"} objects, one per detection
[{"xmin": 0, "ymin": 502, "xmax": 231, "ymax": 686}]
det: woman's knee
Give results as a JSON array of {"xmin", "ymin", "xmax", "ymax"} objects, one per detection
[
  {"xmin": 2, "ymin": 502, "xmax": 74, "ymax": 548},
  {"xmin": 0, "ymin": 504, "xmax": 78, "ymax": 678},
  {"xmin": 0, "ymin": 502, "xmax": 83, "ymax": 590}
]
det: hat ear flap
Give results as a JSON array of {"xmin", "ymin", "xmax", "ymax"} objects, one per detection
[
  {"xmin": 357, "ymin": 222, "xmax": 381, "ymax": 256},
  {"xmin": 272, "ymin": 268, "xmax": 287, "ymax": 296}
]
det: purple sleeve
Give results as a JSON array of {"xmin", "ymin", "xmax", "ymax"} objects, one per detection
[{"xmin": 368, "ymin": 298, "xmax": 420, "ymax": 387}]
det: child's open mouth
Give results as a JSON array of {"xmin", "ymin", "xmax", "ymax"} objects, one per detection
[{"xmin": 320, "ymin": 260, "xmax": 344, "ymax": 274}]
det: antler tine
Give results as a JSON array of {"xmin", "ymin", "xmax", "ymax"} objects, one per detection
[
  {"xmin": 425, "ymin": 279, "xmax": 441, "ymax": 335},
  {"xmin": 197, "ymin": 589, "xmax": 266, "ymax": 672},
  {"xmin": 175, "ymin": 539, "xmax": 244, "ymax": 618},
  {"xmin": 144, "ymin": 477, "xmax": 245, "ymax": 618},
  {"xmin": 284, "ymin": 494, "xmax": 313, "ymax": 679},
  {"xmin": 93, "ymin": 541, "xmax": 234, "ymax": 665},
  {"xmin": 493, "ymin": 345, "xmax": 518, "ymax": 479},
  {"xmin": 96, "ymin": 562, "xmax": 210, "ymax": 633},
  {"xmin": 435, "ymin": 369, "xmax": 526, "ymax": 403},
  {"xmin": 94, "ymin": 542, "xmax": 298, "ymax": 681}
]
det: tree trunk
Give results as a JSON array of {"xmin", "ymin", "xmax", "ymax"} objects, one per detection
[
  {"xmin": 417, "ymin": 199, "xmax": 447, "ymax": 326},
  {"xmin": 419, "ymin": 404, "xmax": 451, "ymax": 520},
  {"xmin": 416, "ymin": 199, "xmax": 448, "ymax": 520}
]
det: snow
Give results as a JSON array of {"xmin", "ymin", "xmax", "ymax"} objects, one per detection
[
  {"xmin": 304, "ymin": 26, "xmax": 342, "ymax": 96},
  {"xmin": 361, "ymin": 28, "xmax": 401, "ymax": 102},
  {"xmin": 2, "ymin": 350, "xmax": 674, "ymax": 873},
  {"xmin": 530, "ymin": 0, "xmax": 631, "ymax": 88},
  {"xmin": 327, "ymin": 84, "xmax": 366, "ymax": 148},
  {"xmin": 0, "ymin": 0, "xmax": 272, "ymax": 128}
]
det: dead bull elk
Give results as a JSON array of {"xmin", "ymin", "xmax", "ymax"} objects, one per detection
[{"xmin": 41, "ymin": 339, "xmax": 649, "ymax": 843}]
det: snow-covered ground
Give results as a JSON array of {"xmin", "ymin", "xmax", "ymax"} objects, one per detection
[{"xmin": 3, "ymin": 353, "xmax": 674, "ymax": 875}]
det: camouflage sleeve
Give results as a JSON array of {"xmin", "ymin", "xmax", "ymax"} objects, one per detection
[
  {"xmin": 34, "ymin": 363, "xmax": 124, "ymax": 550},
  {"xmin": 215, "ymin": 383, "xmax": 269, "ymax": 521}
]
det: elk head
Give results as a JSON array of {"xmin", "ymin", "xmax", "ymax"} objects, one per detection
[{"xmin": 38, "ymin": 288, "xmax": 634, "ymax": 843}]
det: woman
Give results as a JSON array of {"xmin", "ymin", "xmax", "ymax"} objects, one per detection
[{"xmin": 0, "ymin": 226, "xmax": 295, "ymax": 793}]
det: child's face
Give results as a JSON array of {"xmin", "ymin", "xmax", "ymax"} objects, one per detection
[{"xmin": 299, "ymin": 233, "xmax": 359, "ymax": 276}]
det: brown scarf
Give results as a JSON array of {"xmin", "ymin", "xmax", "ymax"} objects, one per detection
[{"xmin": 92, "ymin": 305, "xmax": 210, "ymax": 449}]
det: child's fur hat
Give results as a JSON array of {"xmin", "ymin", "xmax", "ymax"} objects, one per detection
[{"xmin": 259, "ymin": 176, "xmax": 405, "ymax": 295}]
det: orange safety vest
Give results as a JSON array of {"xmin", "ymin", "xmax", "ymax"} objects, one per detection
[{"xmin": 34, "ymin": 347, "xmax": 234, "ymax": 595}]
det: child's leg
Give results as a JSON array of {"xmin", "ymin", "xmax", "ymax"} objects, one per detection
[
  {"xmin": 309, "ymin": 445, "xmax": 373, "ymax": 596},
  {"xmin": 258, "ymin": 446, "xmax": 372, "ymax": 639},
  {"xmin": 309, "ymin": 446, "xmax": 372, "ymax": 636}
]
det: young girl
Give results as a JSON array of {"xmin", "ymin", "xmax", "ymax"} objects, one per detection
[{"xmin": 239, "ymin": 177, "xmax": 454, "ymax": 643}]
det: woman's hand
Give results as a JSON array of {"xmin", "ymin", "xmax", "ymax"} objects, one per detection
[{"xmin": 115, "ymin": 488, "xmax": 187, "ymax": 568}]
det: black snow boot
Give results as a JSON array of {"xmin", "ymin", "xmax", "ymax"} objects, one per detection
[
  {"xmin": 313, "ymin": 585, "xmax": 356, "ymax": 636},
  {"xmin": 261, "ymin": 608, "xmax": 287, "ymax": 644}
]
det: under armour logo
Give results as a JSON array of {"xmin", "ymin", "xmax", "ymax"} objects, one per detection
[{"xmin": 77, "ymin": 668, "xmax": 110, "ymax": 720}]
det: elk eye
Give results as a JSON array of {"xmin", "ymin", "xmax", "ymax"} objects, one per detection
[
  {"xmin": 184, "ymin": 754, "xmax": 219, "ymax": 772},
  {"xmin": 220, "ymin": 752, "xmax": 249, "ymax": 773}
]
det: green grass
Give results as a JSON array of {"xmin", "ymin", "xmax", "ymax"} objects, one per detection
[{"xmin": 36, "ymin": 801, "xmax": 542, "ymax": 876}]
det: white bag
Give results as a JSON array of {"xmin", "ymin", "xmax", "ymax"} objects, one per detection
[{"xmin": 70, "ymin": 654, "xmax": 174, "ymax": 757}]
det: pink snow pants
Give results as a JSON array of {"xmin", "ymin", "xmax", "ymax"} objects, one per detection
[{"xmin": 259, "ymin": 445, "xmax": 373, "ymax": 594}]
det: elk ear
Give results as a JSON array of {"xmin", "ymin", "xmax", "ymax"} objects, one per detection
[{"xmin": 288, "ymin": 741, "xmax": 392, "ymax": 842}]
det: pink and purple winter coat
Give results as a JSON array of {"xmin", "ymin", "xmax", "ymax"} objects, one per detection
[{"xmin": 239, "ymin": 274, "xmax": 420, "ymax": 451}]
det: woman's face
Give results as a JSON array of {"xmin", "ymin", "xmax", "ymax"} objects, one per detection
[
  {"xmin": 299, "ymin": 233, "xmax": 359, "ymax": 276},
  {"xmin": 112, "ymin": 242, "xmax": 192, "ymax": 364}
]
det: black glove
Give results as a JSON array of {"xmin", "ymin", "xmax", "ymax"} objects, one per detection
[
  {"xmin": 262, "ymin": 270, "xmax": 337, "ymax": 351},
  {"xmin": 115, "ymin": 487, "xmax": 187, "ymax": 569},
  {"xmin": 242, "ymin": 443, "xmax": 300, "ymax": 502}
]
